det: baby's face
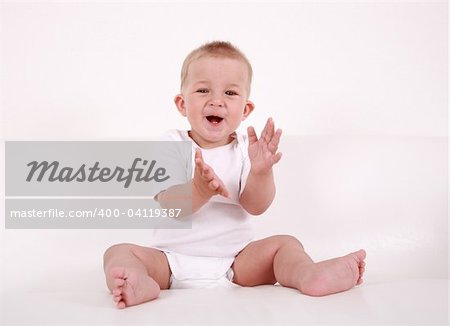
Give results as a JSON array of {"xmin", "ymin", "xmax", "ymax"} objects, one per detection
[{"xmin": 175, "ymin": 56, "xmax": 254, "ymax": 148}]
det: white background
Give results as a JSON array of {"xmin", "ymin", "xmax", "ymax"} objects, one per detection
[
  {"xmin": 0, "ymin": 1, "xmax": 448, "ymax": 324},
  {"xmin": 1, "ymin": 0, "xmax": 447, "ymax": 139}
]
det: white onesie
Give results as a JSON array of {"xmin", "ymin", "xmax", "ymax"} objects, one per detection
[{"xmin": 149, "ymin": 130, "xmax": 254, "ymax": 287}]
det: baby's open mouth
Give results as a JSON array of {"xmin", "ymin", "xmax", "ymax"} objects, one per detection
[{"xmin": 206, "ymin": 115, "xmax": 224, "ymax": 124}]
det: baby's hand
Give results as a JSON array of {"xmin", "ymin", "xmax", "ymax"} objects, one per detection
[
  {"xmin": 247, "ymin": 118, "xmax": 282, "ymax": 175},
  {"xmin": 193, "ymin": 148, "xmax": 230, "ymax": 199}
]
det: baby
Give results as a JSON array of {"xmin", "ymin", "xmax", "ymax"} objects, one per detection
[{"xmin": 103, "ymin": 41, "xmax": 366, "ymax": 309}]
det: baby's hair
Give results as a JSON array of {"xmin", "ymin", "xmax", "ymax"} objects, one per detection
[{"xmin": 180, "ymin": 41, "xmax": 253, "ymax": 93}]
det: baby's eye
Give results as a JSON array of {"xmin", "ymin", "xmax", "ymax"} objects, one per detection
[
  {"xmin": 225, "ymin": 90, "xmax": 238, "ymax": 96},
  {"xmin": 196, "ymin": 89, "xmax": 209, "ymax": 93}
]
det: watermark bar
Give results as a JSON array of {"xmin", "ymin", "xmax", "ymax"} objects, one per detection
[
  {"xmin": 6, "ymin": 198, "xmax": 191, "ymax": 229},
  {"xmin": 5, "ymin": 141, "xmax": 192, "ymax": 229}
]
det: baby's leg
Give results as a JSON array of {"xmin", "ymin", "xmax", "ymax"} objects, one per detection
[
  {"xmin": 103, "ymin": 244, "xmax": 170, "ymax": 309},
  {"xmin": 232, "ymin": 235, "xmax": 366, "ymax": 296}
]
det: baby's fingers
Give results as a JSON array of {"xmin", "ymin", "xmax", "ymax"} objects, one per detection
[
  {"xmin": 195, "ymin": 149, "xmax": 213, "ymax": 178},
  {"xmin": 247, "ymin": 126, "xmax": 258, "ymax": 145},
  {"xmin": 208, "ymin": 179, "xmax": 230, "ymax": 198},
  {"xmin": 218, "ymin": 182, "xmax": 231, "ymax": 198},
  {"xmin": 268, "ymin": 128, "xmax": 282, "ymax": 153},
  {"xmin": 209, "ymin": 179, "xmax": 219, "ymax": 190},
  {"xmin": 195, "ymin": 148, "xmax": 204, "ymax": 166},
  {"xmin": 261, "ymin": 117, "xmax": 275, "ymax": 143},
  {"xmin": 200, "ymin": 164, "xmax": 215, "ymax": 181},
  {"xmin": 194, "ymin": 149, "xmax": 204, "ymax": 170},
  {"xmin": 217, "ymin": 184, "xmax": 231, "ymax": 198},
  {"xmin": 271, "ymin": 152, "xmax": 283, "ymax": 165}
]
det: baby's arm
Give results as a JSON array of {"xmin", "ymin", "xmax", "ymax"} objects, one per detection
[
  {"xmin": 240, "ymin": 118, "xmax": 282, "ymax": 215},
  {"xmin": 156, "ymin": 148, "xmax": 229, "ymax": 215}
]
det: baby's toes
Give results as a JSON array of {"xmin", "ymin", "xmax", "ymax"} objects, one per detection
[
  {"xmin": 117, "ymin": 300, "xmax": 126, "ymax": 309},
  {"xmin": 113, "ymin": 294, "xmax": 122, "ymax": 303},
  {"xmin": 114, "ymin": 278, "xmax": 125, "ymax": 287},
  {"xmin": 359, "ymin": 262, "xmax": 366, "ymax": 275}
]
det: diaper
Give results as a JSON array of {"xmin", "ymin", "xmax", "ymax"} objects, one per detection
[{"xmin": 164, "ymin": 251, "xmax": 240, "ymax": 289}]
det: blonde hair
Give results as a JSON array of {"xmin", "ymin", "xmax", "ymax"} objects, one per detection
[{"xmin": 180, "ymin": 41, "xmax": 253, "ymax": 93}]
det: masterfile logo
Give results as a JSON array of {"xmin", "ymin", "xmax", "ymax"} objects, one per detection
[
  {"xmin": 6, "ymin": 141, "xmax": 191, "ymax": 196},
  {"xmin": 26, "ymin": 158, "xmax": 170, "ymax": 188}
]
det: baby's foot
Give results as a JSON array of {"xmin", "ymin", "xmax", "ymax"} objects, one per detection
[
  {"xmin": 299, "ymin": 249, "xmax": 366, "ymax": 297},
  {"xmin": 109, "ymin": 266, "xmax": 160, "ymax": 309}
]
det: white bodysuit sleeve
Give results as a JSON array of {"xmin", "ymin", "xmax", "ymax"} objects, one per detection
[{"xmin": 156, "ymin": 129, "xmax": 192, "ymax": 190}]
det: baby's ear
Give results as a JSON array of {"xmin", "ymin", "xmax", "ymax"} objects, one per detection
[
  {"xmin": 241, "ymin": 100, "xmax": 255, "ymax": 121},
  {"xmin": 174, "ymin": 94, "xmax": 187, "ymax": 117}
]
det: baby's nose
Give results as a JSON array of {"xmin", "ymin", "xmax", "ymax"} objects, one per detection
[{"xmin": 209, "ymin": 100, "xmax": 224, "ymax": 107}]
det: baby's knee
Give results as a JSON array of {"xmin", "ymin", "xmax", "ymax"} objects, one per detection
[
  {"xmin": 272, "ymin": 235, "xmax": 304, "ymax": 250},
  {"xmin": 103, "ymin": 243, "xmax": 135, "ymax": 259}
]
